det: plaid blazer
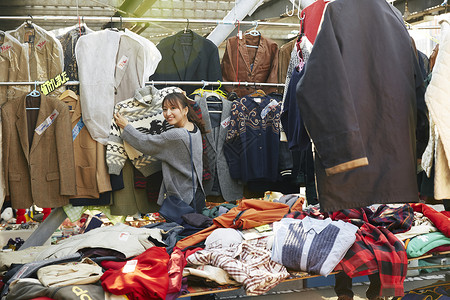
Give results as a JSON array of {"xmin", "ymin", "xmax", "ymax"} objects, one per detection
[{"xmin": 2, "ymin": 94, "xmax": 76, "ymax": 208}]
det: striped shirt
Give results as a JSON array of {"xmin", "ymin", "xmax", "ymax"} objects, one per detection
[{"xmin": 271, "ymin": 217, "xmax": 358, "ymax": 276}]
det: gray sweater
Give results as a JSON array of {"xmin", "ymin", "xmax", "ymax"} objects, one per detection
[{"xmin": 122, "ymin": 124, "xmax": 204, "ymax": 205}]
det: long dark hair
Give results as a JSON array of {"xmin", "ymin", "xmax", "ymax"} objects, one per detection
[{"xmin": 162, "ymin": 92, "xmax": 207, "ymax": 134}]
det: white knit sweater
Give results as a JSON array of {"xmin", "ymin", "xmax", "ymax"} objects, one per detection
[{"xmin": 107, "ymin": 85, "xmax": 172, "ymax": 176}]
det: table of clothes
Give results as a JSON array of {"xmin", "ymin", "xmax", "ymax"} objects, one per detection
[{"xmin": 0, "ymin": 197, "xmax": 448, "ymax": 300}]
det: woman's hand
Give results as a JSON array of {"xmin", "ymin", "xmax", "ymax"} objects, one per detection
[{"xmin": 114, "ymin": 112, "xmax": 129, "ymax": 129}]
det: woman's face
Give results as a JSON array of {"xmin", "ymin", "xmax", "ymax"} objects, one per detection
[{"xmin": 162, "ymin": 101, "xmax": 188, "ymax": 128}]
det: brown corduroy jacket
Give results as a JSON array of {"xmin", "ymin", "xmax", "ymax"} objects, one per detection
[{"xmin": 221, "ymin": 34, "xmax": 279, "ymax": 97}]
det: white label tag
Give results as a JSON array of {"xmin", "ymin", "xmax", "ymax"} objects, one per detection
[
  {"xmin": 261, "ymin": 99, "xmax": 279, "ymax": 119},
  {"xmin": 122, "ymin": 260, "xmax": 138, "ymax": 273},
  {"xmin": 238, "ymin": 31, "xmax": 243, "ymax": 40},
  {"xmin": 221, "ymin": 116, "xmax": 231, "ymax": 128},
  {"xmin": 0, "ymin": 42, "xmax": 12, "ymax": 53},
  {"xmin": 14, "ymin": 266, "xmax": 29, "ymax": 279},
  {"xmin": 35, "ymin": 109, "xmax": 59, "ymax": 135},
  {"xmin": 117, "ymin": 55, "xmax": 129, "ymax": 70},
  {"xmin": 36, "ymin": 39, "xmax": 46, "ymax": 50},
  {"xmin": 118, "ymin": 232, "xmax": 130, "ymax": 241}
]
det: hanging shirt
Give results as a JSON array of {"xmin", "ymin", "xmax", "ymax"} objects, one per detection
[
  {"xmin": 57, "ymin": 25, "xmax": 93, "ymax": 94},
  {"xmin": 224, "ymin": 94, "xmax": 281, "ymax": 182}
]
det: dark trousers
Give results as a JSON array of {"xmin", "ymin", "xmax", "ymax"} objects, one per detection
[{"xmin": 334, "ymin": 272, "xmax": 381, "ymax": 299}]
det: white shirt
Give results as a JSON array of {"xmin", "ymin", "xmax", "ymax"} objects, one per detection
[{"xmin": 271, "ymin": 217, "xmax": 358, "ymax": 276}]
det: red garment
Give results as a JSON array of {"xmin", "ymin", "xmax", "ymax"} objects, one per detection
[
  {"xmin": 183, "ymin": 247, "xmax": 203, "ymax": 259},
  {"xmin": 410, "ymin": 203, "xmax": 450, "ymax": 237},
  {"xmin": 101, "ymin": 247, "xmax": 170, "ymax": 300},
  {"xmin": 176, "ymin": 198, "xmax": 304, "ymax": 250},
  {"xmin": 167, "ymin": 248, "xmax": 186, "ymax": 294},
  {"xmin": 300, "ymin": 0, "xmax": 330, "ymax": 44},
  {"xmin": 101, "ymin": 260, "xmax": 127, "ymax": 270},
  {"xmin": 335, "ymin": 223, "xmax": 407, "ymax": 297},
  {"xmin": 426, "ymin": 244, "xmax": 450, "ymax": 254}
]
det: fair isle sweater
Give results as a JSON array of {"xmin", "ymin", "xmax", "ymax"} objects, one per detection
[{"xmin": 107, "ymin": 85, "xmax": 171, "ymax": 176}]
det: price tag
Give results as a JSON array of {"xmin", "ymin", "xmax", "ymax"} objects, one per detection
[
  {"xmin": 122, "ymin": 260, "xmax": 137, "ymax": 273},
  {"xmin": 35, "ymin": 109, "xmax": 59, "ymax": 135},
  {"xmin": 255, "ymin": 224, "xmax": 271, "ymax": 233},
  {"xmin": 36, "ymin": 39, "xmax": 46, "ymax": 50},
  {"xmin": 118, "ymin": 232, "xmax": 130, "ymax": 241},
  {"xmin": 261, "ymin": 99, "xmax": 279, "ymax": 119},
  {"xmin": 221, "ymin": 116, "xmax": 231, "ymax": 128},
  {"xmin": 0, "ymin": 42, "xmax": 12, "ymax": 53},
  {"xmin": 117, "ymin": 55, "xmax": 129, "ymax": 70}
]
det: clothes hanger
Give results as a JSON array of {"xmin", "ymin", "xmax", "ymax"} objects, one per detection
[
  {"xmin": 245, "ymin": 21, "xmax": 260, "ymax": 37},
  {"xmin": 59, "ymin": 89, "xmax": 78, "ymax": 101},
  {"xmin": 118, "ymin": 16, "xmax": 125, "ymax": 32},
  {"xmin": 107, "ymin": 16, "xmax": 120, "ymax": 32},
  {"xmin": 245, "ymin": 22, "xmax": 260, "ymax": 49},
  {"xmin": 25, "ymin": 15, "xmax": 34, "ymax": 29},
  {"xmin": 180, "ymin": 19, "xmax": 193, "ymax": 46},
  {"xmin": 78, "ymin": 16, "xmax": 88, "ymax": 36},
  {"xmin": 248, "ymin": 88, "xmax": 266, "ymax": 98},
  {"xmin": 193, "ymin": 80, "xmax": 208, "ymax": 96},
  {"xmin": 285, "ymin": 0, "xmax": 296, "ymax": 16},
  {"xmin": 212, "ymin": 81, "xmax": 227, "ymax": 99},
  {"xmin": 59, "ymin": 89, "xmax": 78, "ymax": 112},
  {"xmin": 297, "ymin": 0, "xmax": 305, "ymax": 21},
  {"xmin": 184, "ymin": 18, "xmax": 190, "ymax": 34},
  {"xmin": 26, "ymin": 81, "xmax": 41, "ymax": 110}
]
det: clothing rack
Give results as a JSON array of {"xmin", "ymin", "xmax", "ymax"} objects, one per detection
[
  {"xmin": 408, "ymin": 25, "xmax": 441, "ymax": 30},
  {"xmin": 0, "ymin": 81, "xmax": 287, "ymax": 88},
  {"xmin": 0, "ymin": 16, "xmax": 299, "ymax": 28},
  {"xmin": 9, "ymin": 78, "xmax": 285, "ymax": 249}
]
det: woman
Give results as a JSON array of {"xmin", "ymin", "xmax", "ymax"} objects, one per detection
[{"xmin": 114, "ymin": 90, "xmax": 206, "ymax": 213}]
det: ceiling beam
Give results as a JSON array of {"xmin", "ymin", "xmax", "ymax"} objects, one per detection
[
  {"xmin": 207, "ymin": 0, "xmax": 266, "ymax": 47},
  {"xmin": 393, "ymin": 0, "xmax": 449, "ymax": 23}
]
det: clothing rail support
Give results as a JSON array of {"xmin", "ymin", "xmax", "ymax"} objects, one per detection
[
  {"xmin": 0, "ymin": 16, "xmax": 300, "ymax": 28},
  {"xmin": 0, "ymin": 81, "xmax": 287, "ymax": 87},
  {"xmin": 20, "ymin": 207, "xmax": 68, "ymax": 250}
]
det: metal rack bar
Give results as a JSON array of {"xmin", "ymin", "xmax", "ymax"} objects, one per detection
[
  {"xmin": 0, "ymin": 16, "xmax": 299, "ymax": 27},
  {"xmin": 0, "ymin": 81, "xmax": 287, "ymax": 87},
  {"xmin": 409, "ymin": 25, "xmax": 441, "ymax": 30}
]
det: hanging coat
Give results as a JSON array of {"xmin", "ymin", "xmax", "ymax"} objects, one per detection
[
  {"xmin": 2, "ymin": 94, "xmax": 76, "ymax": 208},
  {"xmin": 150, "ymin": 30, "xmax": 222, "ymax": 95},
  {"xmin": 296, "ymin": 0, "xmax": 422, "ymax": 212}
]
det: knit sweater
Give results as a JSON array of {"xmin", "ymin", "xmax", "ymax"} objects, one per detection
[
  {"xmin": 107, "ymin": 85, "xmax": 171, "ymax": 176},
  {"xmin": 121, "ymin": 124, "xmax": 205, "ymax": 205}
]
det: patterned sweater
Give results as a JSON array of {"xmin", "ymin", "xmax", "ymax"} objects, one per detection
[{"xmin": 107, "ymin": 85, "xmax": 172, "ymax": 176}]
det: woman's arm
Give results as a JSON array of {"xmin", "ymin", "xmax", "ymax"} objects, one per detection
[
  {"xmin": 115, "ymin": 112, "xmax": 169, "ymax": 157},
  {"xmin": 121, "ymin": 124, "xmax": 169, "ymax": 157}
]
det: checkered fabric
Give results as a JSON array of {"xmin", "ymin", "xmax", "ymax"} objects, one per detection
[
  {"xmin": 334, "ymin": 223, "xmax": 407, "ymax": 297},
  {"xmin": 186, "ymin": 241, "xmax": 289, "ymax": 296},
  {"xmin": 285, "ymin": 204, "xmax": 413, "ymax": 297}
]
